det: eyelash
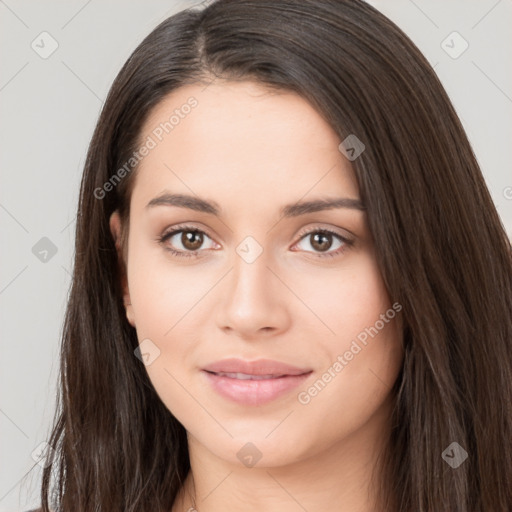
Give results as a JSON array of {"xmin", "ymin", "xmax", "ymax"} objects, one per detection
[{"xmin": 157, "ymin": 224, "xmax": 354, "ymax": 260}]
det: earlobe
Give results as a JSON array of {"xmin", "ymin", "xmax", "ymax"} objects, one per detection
[
  {"xmin": 124, "ymin": 300, "xmax": 136, "ymax": 327},
  {"xmin": 126, "ymin": 311, "xmax": 135, "ymax": 327},
  {"xmin": 109, "ymin": 211, "xmax": 122, "ymax": 252},
  {"xmin": 109, "ymin": 211, "xmax": 136, "ymax": 327}
]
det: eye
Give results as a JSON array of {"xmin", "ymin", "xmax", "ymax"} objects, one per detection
[
  {"xmin": 292, "ymin": 227, "xmax": 353, "ymax": 259},
  {"xmin": 157, "ymin": 224, "xmax": 217, "ymax": 259},
  {"xmin": 158, "ymin": 224, "xmax": 353, "ymax": 260}
]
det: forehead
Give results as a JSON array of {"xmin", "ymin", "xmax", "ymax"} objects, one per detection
[{"xmin": 131, "ymin": 80, "xmax": 359, "ymax": 210}]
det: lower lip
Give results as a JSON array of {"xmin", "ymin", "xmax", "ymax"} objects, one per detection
[{"xmin": 202, "ymin": 370, "xmax": 312, "ymax": 406}]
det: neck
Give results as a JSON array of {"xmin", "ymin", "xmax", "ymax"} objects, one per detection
[{"xmin": 171, "ymin": 396, "xmax": 393, "ymax": 512}]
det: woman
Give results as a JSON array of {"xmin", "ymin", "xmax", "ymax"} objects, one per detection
[{"xmin": 35, "ymin": 0, "xmax": 512, "ymax": 510}]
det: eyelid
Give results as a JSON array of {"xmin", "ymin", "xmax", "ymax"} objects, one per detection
[
  {"xmin": 160, "ymin": 222, "xmax": 216, "ymax": 241},
  {"xmin": 160, "ymin": 222, "xmax": 352, "ymax": 242},
  {"xmin": 295, "ymin": 223, "xmax": 353, "ymax": 242}
]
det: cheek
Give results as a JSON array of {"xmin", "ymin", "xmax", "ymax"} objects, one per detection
[
  {"xmin": 127, "ymin": 241, "xmax": 212, "ymax": 336},
  {"xmin": 126, "ymin": 242, "xmax": 215, "ymax": 384},
  {"xmin": 293, "ymin": 252, "xmax": 403, "ymax": 428},
  {"xmin": 292, "ymin": 250, "xmax": 392, "ymax": 340},
  {"xmin": 126, "ymin": 247, "xmax": 207, "ymax": 424}
]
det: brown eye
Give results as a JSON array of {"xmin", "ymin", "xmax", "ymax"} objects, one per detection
[
  {"xmin": 158, "ymin": 225, "xmax": 217, "ymax": 258},
  {"xmin": 293, "ymin": 228, "xmax": 352, "ymax": 259},
  {"xmin": 180, "ymin": 230, "xmax": 204, "ymax": 251},
  {"xmin": 309, "ymin": 232, "xmax": 334, "ymax": 252}
]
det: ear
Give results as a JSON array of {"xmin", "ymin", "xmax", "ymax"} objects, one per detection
[{"xmin": 109, "ymin": 211, "xmax": 135, "ymax": 327}]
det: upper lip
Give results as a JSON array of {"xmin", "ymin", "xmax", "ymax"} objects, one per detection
[{"xmin": 202, "ymin": 358, "xmax": 312, "ymax": 377}]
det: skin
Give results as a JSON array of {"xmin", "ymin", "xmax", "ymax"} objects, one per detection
[{"xmin": 110, "ymin": 80, "xmax": 404, "ymax": 512}]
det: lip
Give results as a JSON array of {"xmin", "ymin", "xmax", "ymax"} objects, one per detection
[
  {"xmin": 201, "ymin": 358, "xmax": 313, "ymax": 406},
  {"xmin": 202, "ymin": 358, "xmax": 311, "ymax": 376}
]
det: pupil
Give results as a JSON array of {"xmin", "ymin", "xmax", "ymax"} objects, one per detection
[
  {"xmin": 183, "ymin": 231, "xmax": 203, "ymax": 250},
  {"xmin": 312, "ymin": 232, "xmax": 331, "ymax": 252}
]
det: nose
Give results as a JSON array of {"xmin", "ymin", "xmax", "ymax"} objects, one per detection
[{"xmin": 215, "ymin": 247, "xmax": 290, "ymax": 339}]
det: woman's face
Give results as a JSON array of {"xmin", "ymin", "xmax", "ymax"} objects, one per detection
[{"xmin": 110, "ymin": 80, "xmax": 403, "ymax": 468}]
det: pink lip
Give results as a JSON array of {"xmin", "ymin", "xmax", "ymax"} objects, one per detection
[
  {"xmin": 202, "ymin": 358, "xmax": 311, "ymax": 376},
  {"xmin": 201, "ymin": 358, "xmax": 313, "ymax": 406}
]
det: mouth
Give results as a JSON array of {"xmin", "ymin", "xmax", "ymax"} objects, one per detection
[
  {"xmin": 202, "ymin": 357, "xmax": 311, "ymax": 376},
  {"xmin": 206, "ymin": 371, "xmax": 291, "ymax": 380},
  {"xmin": 201, "ymin": 368, "xmax": 313, "ymax": 406}
]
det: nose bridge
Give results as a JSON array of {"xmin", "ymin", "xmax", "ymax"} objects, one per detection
[
  {"xmin": 230, "ymin": 235, "xmax": 274, "ymax": 307},
  {"xmin": 217, "ymin": 233, "xmax": 288, "ymax": 335}
]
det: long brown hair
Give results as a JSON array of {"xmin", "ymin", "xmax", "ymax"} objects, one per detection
[{"xmin": 37, "ymin": 1, "xmax": 512, "ymax": 510}]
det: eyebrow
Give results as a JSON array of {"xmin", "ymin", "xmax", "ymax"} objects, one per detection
[{"xmin": 145, "ymin": 192, "xmax": 365, "ymax": 217}]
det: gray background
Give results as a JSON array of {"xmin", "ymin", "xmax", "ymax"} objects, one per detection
[{"xmin": 1, "ymin": 1, "xmax": 511, "ymax": 510}]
